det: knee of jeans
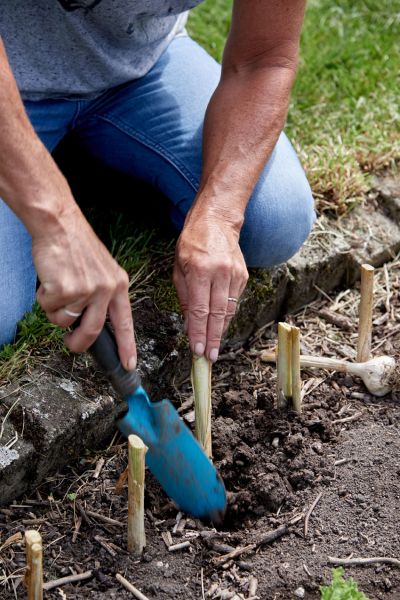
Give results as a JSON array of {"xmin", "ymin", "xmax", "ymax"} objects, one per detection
[
  {"xmin": 242, "ymin": 182, "xmax": 316, "ymax": 268},
  {"xmin": 280, "ymin": 186, "xmax": 316, "ymax": 261},
  {"xmin": 0, "ymin": 298, "xmax": 35, "ymax": 348}
]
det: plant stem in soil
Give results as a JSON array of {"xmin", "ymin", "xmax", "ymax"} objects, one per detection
[
  {"xmin": 277, "ymin": 322, "xmax": 292, "ymax": 408},
  {"xmin": 357, "ymin": 263, "xmax": 374, "ymax": 362},
  {"xmin": 291, "ymin": 326, "xmax": 302, "ymax": 412},
  {"xmin": 24, "ymin": 530, "xmax": 43, "ymax": 600},
  {"xmin": 192, "ymin": 354, "xmax": 212, "ymax": 457},
  {"xmin": 128, "ymin": 434, "xmax": 147, "ymax": 557}
]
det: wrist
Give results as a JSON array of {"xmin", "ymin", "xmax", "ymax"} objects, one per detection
[
  {"xmin": 186, "ymin": 189, "xmax": 246, "ymax": 234},
  {"xmin": 27, "ymin": 193, "xmax": 81, "ymax": 240},
  {"xmin": 5, "ymin": 152, "xmax": 80, "ymax": 239}
]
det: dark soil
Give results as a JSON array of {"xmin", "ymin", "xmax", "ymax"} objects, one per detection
[{"xmin": 1, "ymin": 267, "xmax": 400, "ymax": 600}]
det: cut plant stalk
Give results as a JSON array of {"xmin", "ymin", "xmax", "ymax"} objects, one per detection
[
  {"xmin": 191, "ymin": 354, "xmax": 212, "ymax": 458},
  {"xmin": 261, "ymin": 351, "xmax": 396, "ymax": 397},
  {"xmin": 276, "ymin": 322, "xmax": 292, "ymax": 408},
  {"xmin": 357, "ymin": 264, "xmax": 375, "ymax": 363},
  {"xmin": 291, "ymin": 326, "xmax": 302, "ymax": 413},
  {"xmin": 128, "ymin": 434, "xmax": 147, "ymax": 557},
  {"xmin": 24, "ymin": 530, "xmax": 43, "ymax": 600}
]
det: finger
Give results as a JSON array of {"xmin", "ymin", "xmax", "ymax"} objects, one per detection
[
  {"xmin": 47, "ymin": 302, "xmax": 86, "ymax": 329},
  {"xmin": 205, "ymin": 276, "xmax": 230, "ymax": 363},
  {"xmin": 223, "ymin": 269, "xmax": 247, "ymax": 333},
  {"xmin": 186, "ymin": 273, "xmax": 211, "ymax": 357},
  {"xmin": 223, "ymin": 294, "xmax": 240, "ymax": 334},
  {"xmin": 37, "ymin": 282, "xmax": 65, "ymax": 313},
  {"xmin": 108, "ymin": 292, "xmax": 137, "ymax": 371},
  {"xmin": 173, "ymin": 264, "xmax": 189, "ymax": 330},
  {"xmin": 64, "ymin": 301, "xmax": 108, "ymax": 353},
  {"xmin": 37, "ymin": 281, "xmax": 90, "ymax": 315},
  {"xmin": 223, "ymin": 259, "xmax": 248, "ymax": 331}
]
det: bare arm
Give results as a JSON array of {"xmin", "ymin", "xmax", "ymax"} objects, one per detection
[
  {"xmin": 199, "ymin": 0, "xmax": 305, "ymax": 222},
  {"xmin": 174, "ymin": 0, "xmax": 306, "ymax": 360},
  {"xmin": 0, "ymin": 39, "xmax": 136, "ymax": 368},
  {"xmin": 0, "ymin": 38, "xmax": 67, "ymax": 231}
]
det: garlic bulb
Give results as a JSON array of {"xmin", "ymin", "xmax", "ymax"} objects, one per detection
[{"xmin": 261, "ymin": 351, "xmax": 397, "ymax": 397}]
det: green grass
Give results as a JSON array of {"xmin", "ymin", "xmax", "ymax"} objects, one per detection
[
  {"xmin": 1, "ymin": 0, "xmax": 398, "ymax": 376},
  {"xmin": 0, "ymin": 304, "xmax": 66, "ymax": 384},
  {"xmin": 0, "ymin": 215, "xmax": 176, "ymax": 384},
  {"xmin": 188, "ymin": 0, "xmax": 400, "ymax": 213}
]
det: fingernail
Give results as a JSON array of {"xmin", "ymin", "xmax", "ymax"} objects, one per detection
[
  {"xmin": 210, "ymin": 348, "xmax": 219, "ymax": 363},
  {"xmin": 127, "ymin": 356, "xmax": 137, "ymax": 371},
  {"xmin": 194, "ymin": 342, "xmax": 205, "ymax": 356}
]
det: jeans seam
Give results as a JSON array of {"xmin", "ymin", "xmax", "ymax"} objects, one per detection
[
  {"xmin": 68, "ymin": 100, "xmax": 85, "ymax": 131},
  {"xmin": 94, "ymin": 113, "xmax": 199, "ymax": 192}
]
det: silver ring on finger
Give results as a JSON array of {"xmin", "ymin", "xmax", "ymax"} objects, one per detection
[
  {"xmin": 64, "ymin": 308, "xmax": 82, "ymax": 318},
  {"xmin": 227, "ymin": 297, "xmax": 238, "ymax": 303}
]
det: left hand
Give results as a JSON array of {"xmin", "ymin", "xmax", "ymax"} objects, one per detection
[{"xmin": 173, "ymin": 213, "xmax": 248, "ymax": 362}]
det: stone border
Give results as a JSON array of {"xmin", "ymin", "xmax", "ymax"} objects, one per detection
[{"xmin": 231, "ymin": 183, "xmax": 400, "ymax": 343}]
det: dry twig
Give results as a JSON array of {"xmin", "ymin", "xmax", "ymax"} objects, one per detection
[
  {"xmin": 332, "ymin": 412, "xmax": 364, "ymax": 425},
  {"xmin": 85, "ymin": 510, "xmax": 123, "ymax": 527},
  {"xmin": 43, "ymin": 571, "xmax": 93, "ymax": 591},
  {"xmin": 213, "ymin": 544, "xmax": 256, "ymax": 565},
  {"xmin": 115, "ymin": 466, "xmax": 129, "ymax": 493},
  {"xmin": 317, "ymin": 308, "xmax": 354, "ymax": 331},
  {"xmin": 201, "ymin": 567, "xmax": 205, "ymax": 600},
  {"xmin": 328, "ymin": 556, "xmax": 400, "ymax": 568},
  {"xmin": 94, "ymin": 535, "xmax": 117, "ymax": 557},
  {"xmin": 214, "ymin": 523, "xmax": 290, "ymax": 565},
  {"xmin": 72, "ymin": 515, "xmax": 82, "ymax": 544},
  {"xmin": 92, "ymin": 457, "xmax": 105, "ymax": 479},
  {"xmin": 116, "ymin": 573, "xmax": 150, "ymax": 600},
  {"xmin": 304, "ymin": 492, "xmax": 323, "ymax": 537},
  {"xmin": 0, "ymin": 532, "xmax": 22, "ymax": 551},
  {"xmin": 248, "ymin": 575, "xmax": 258, "ymax": 597},
  {"xmin": 168, "ymin": 541, "xmax": 191, "ymax": 552}
]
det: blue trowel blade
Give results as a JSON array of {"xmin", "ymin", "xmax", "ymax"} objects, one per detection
[{"xmin": 117, "ymin": 387, "xmax": 226, "ymax": 523}]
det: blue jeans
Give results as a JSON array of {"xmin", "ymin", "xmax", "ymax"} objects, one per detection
[{"xmin": 0, "ymin": 35, "xmax": 315, "ymax": 347}]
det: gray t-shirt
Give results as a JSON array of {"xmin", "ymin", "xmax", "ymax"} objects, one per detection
[{"xmin": 0, "ymin": 0, "xmax": 203, "ymax": 100}]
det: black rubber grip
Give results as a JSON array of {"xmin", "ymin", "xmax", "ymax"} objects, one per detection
[{"xmin": 88, "ymin": 324, "xmax": 141, "ymax": 399}]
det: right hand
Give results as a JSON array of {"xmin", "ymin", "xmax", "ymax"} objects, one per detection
[{"xmin": 33, "ymin": 205, "xmax": 136, "ymax": 371}]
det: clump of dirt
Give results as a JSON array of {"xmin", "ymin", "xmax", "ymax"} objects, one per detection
[{"xmin": 210, "ymin": 385, "xmax": 338, "ymax": 525}]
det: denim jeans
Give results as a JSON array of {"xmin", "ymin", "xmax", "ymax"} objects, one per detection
[{"xmin": 0, "ymin": 35, "xmax": 315, "ymax": 347}]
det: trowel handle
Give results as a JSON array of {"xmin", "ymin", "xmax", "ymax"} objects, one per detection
[{"xmin": 88, "ymin": 324, "xmax": 142, "ymax": 399}]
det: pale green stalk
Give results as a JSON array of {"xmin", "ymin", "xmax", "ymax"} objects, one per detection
[
  {"xmin": 191, "ymin": 354, "xmax": 212, "ymax": 458},
  {"xmin": 277, "ymin": 322, "xmax": 292, "ymax": 409},
  {"xmin": 127, "ymin": 435, "xmax": 147, "ymax": 556},
  {"xmin": 25, "ymin": 530, "xmax": 43, "ymax": 600},
  {"xmin": 291, "ymin": 326, "xmax": 302, "ymax": 413}
]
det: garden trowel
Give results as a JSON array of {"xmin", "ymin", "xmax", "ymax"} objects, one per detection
[{"xmin": 88, "ymin": 325, "xmax": 226, "ymax": 523}]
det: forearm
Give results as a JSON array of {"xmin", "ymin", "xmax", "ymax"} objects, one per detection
[
  {"xmin": 186, "ymin": 0, "xmax": 306, "ymax": 233},
  {"xmin": 192, "ymin": 60, "xmax": 297, "ymax": 232},
  {"xmin": 0, "ymin": 38, "xmax": 77, "ymax": 236}
]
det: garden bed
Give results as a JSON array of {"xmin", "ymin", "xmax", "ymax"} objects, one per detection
[{"xmin": 1, "ymin": 256, "xmax": 399, "ymax": 599}]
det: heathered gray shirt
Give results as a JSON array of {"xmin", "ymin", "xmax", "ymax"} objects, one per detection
[{"xmin": 0, "ymin": 0, "xmax": 203, "ymax": 100}]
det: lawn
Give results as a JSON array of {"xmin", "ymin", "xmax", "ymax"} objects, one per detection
[
  {"xmin": 188, "ymin": 0, "xmax": 400, "ymax": 212},
  {"xmin": 0, "ymin": 0, "xmax": 399, "ymax": 377}
]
